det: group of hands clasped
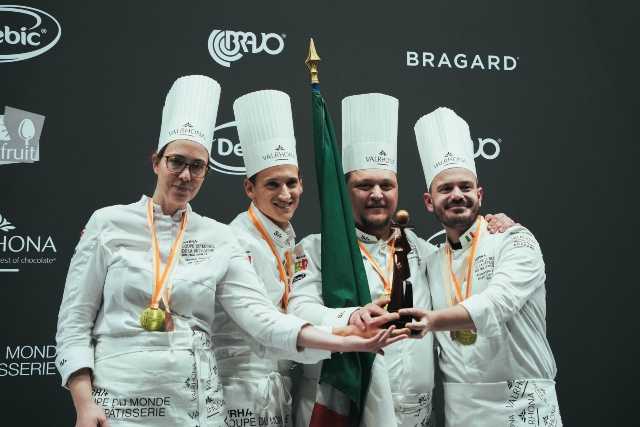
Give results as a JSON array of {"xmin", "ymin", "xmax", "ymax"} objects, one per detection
[{"xmin": 332, "ymin": 297, "xmax": 429, "ymax": 354}]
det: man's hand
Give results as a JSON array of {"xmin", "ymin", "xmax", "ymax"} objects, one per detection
[
  {"xmin": 398, "ymin": 307, "xmax": 432, "ymax": 338},
  {"xmin": 349, "ymin": 297, "xmax": 396, "ymax": 331},
  {"xmin": 485, "ymin": 213, "xmax": 517, "ymax": 234}
]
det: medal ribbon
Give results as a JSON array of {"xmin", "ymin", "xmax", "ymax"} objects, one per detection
[
  {"xmin": 358, "ymin": 235, "xmax": 396, "ymax": 296},
  {"xmin": 444, "ymin": 216, "xmax": 483, "ymax": 305},
  {"xmin": 247, "ymin": 205, "xmax": 293, "ymax": 311},
  {"xmin": 146, "ymin": 198, "xmax": 189, "ymax": 310}
]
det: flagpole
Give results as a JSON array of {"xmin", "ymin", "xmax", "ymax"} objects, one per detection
[{"xmin": 305, "ymin": 38, "xmax": 321, "ymax": 85}]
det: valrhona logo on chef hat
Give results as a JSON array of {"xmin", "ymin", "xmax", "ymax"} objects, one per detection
[
  {"xmin": 414, "ymin": 107, "xmax": 477, "ymax": 188},
  {"xmin": 233, "ymin": 89, "xmax": 297, "ymax": 177},
  {"xmin": 158, "ymin": 75, "xmax": 221, "ymax": 154},
  {"xmin": 342, "ymin": 93, "xmax": 399, "ymax": 174}
]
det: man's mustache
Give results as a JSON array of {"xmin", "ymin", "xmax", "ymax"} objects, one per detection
[
  {"xmin": 445, "ymin": 198, "xmax": 473, "ymax": 209},
  {"xmin": 366, "ymin": 202, "xmax": 387, "ymax": 208}
]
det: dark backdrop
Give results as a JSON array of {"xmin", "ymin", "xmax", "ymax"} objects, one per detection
[{"xmin": 1, "ymin": 1, "xmax": 636, "ymax": 425}]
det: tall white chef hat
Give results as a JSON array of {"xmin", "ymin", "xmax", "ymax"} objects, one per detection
[
  {"xmin": 342, "ymin": 93, "xmax": 399, "ymax": 174},
  {"xmin": 233, "ymin": 89, "xmax": 298, "ymax": 178},
  {"xmin": 414, "ymin": 107, "xmax": 477, "ymax": 189},
  {"xmin": 158, "ymin": 75, "xmax": 221, "ymax": 155}
]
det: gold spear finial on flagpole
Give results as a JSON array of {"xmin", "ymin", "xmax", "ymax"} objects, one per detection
[{"xmin": 305, "ymin": 38, "xmax": 321, "ymax": 84}]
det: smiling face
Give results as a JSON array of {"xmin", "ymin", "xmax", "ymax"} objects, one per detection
[
  {"xmin": 244, "ymin": 164, "xmax": 302, "ymax": 229},
  {"xmin": 152, "ymin": 139, "xmax": 209, "ymax": 214},
  {"xmin": 424, "ymin": 167, "xmax": 483, "ymax": 235},
  {"xmin": 347, "ymin": 169, "xmax": 398, "ymax": 237}
]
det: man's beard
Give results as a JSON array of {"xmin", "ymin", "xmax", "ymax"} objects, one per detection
[
  {"xmin": 356, "ymin": 210, "xmax": 392, "ymax": 235},
  {"xmin": 434, "ymin": 198, "xmax": 480, "ymax": 231}
]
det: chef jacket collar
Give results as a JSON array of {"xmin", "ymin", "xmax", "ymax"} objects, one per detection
[
  {"xmin": 250, "ymin": 202, "xmax": 296, "ymax": 248},
  {"xmin": 140, "ymin": 195, "xmax": 191, "ymax": 222},
  {"xmin": 355, "ymin": 226, "xmax": 398, "ymax": 246},
  {"xmin": 447, "ymin": 215, "xmax": 481, "ymax": 251}
]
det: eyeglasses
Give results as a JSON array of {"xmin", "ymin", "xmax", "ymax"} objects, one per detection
[{"xmin": 164, "ymin": 155, "xmax": 208, "ymax": 178}]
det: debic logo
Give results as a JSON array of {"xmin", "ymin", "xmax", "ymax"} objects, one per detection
[
  {"xmin": 208, "ymin": 29, "xmax": 285, "ymax": 67},
  {"xmin": 0, "ymin": 5, "xmax": 62, "ymax": 63},
  {"xmin": 209, "ymin": 121, "xmax": 246, "ymax": 175}
]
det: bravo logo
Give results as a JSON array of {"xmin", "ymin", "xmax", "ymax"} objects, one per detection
[
  {"xmin": 0, "ymin": 5, "xmax": 62, "ymax": 63},
  {"xmin": 208, "ymin": 29, "xmax": 285, "ymax": 67},
  {"xmin": 209, "ymin": 121, "xmax": 246, "ymax": 175}
]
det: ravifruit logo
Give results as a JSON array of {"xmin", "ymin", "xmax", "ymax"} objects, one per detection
[
  {"xmin": 0, "ymin": 212, "xmax": 57, "ymax": 273},
  {"xmin": 0, "ymin": 106, "xmax": 45, "ymax": 165},
  {"xmin": 0, "ymin": 5, "xmax": 62, "ymax": 63},
  {"xmin": 208, "ymin": 29, "xmax": 285, "ymax": 67},
  {"xmin": 209, "ymin": 121, "xmax": 245, "ymax": 175}
]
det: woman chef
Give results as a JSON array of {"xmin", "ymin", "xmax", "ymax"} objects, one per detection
[{"xmin": 55, "ymin": 75, "xmax": 403, "ymax": 427}]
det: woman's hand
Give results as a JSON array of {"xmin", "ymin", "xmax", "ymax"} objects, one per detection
[
  {"xmin": 337, "ymin": 325, "xmax": 407, "ymax": 353},
  {"xmin": 68, "ymin": 368, "xmax": 110, "ymax": 427},
  {"xmin": 298, "ymin": 323, "xmax": 408, "ymax": 354},
  {"xmin": 75, "ymin": 401, "xmax": 110, "ymax": 427}
]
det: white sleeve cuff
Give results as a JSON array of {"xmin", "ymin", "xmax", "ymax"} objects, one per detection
[
  {"xmin": 275, "ymin": 314, "xmax": 310, "ymax": 355},
  {"xmin": 321, "ymin": 307, "xmax": 359, "ymax": 328},
  {"xmin": 460, "ymin": 295, "xmax": 502, "ymax": 338},
  {"xmin": 56, "ymin": 346, "xmax": 94, "ymax": 389}
]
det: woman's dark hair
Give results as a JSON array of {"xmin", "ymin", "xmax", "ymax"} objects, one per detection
[{"xmin": 151, "ymin": 145, "xmax": 168, "ymax": 166}]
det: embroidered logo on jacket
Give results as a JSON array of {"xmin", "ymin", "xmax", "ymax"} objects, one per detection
[{"xmin": 181, "ymin": 239, "xmax": 216, "ymax": 264}]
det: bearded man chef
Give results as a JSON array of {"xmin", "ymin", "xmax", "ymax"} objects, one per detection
[
  {"xmin": 212, "ymin": 90, "xmax": 403, "ymax": 427},
  {"xmin": 400, "ymin": 107, "xmax": 562, "ymax": 427},
  {"xmin": 289, "ymin": 94, "xmax": 515, "ymax": 426}
]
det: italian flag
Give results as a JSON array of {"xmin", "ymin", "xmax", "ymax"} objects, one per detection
[{"xmin": 309, "ymin": 82, "xmax": 375, "ymax": 425}]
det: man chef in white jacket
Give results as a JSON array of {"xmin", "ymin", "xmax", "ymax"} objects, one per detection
[
  {"xmin": 212, "ymin": 90, "xmax": 401, "ymax": 427},
  {"xmin": 289, "ymin": 93, "xmax": 437, "ymax": 426},
  {"xmin": 401, "ymin": 107, "xmax": 562, "ymax": 427}
]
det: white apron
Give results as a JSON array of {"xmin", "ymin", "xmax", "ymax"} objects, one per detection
[
  {"xmin": 394, "ymin": 391, "xmax": 434, "ymax": 427},
  {"xmin": 216, "ymin": 345, "xmax": 294, "ymax": 427},
  {"xmin": 91, "ymin": 330, "xmax": 224, "ymax": 427},
  {"xmin": 444, "ymin": 379, "xmax": 562, "ymax": 427}
]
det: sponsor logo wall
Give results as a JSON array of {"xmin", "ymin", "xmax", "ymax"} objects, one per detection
[
  {"xmin": 0, "ymin": 106, "xmax": 45, "ymax": 165},
  {"xmin": 0, "ymin": 5, "xmax": 61, "ymax": 63},
  {"xmin": 210, "ymin": 121, "xmax": 246, "ymax": 175},
  {"xmin": 406, "ymin": 51, "xmax": 518, "ymax": 71},
  {"xmin": 0, "ymin": 213, "xmax": 57, "ymax": 272},
  {"xmin": 0, "ymin": 2, "xmax": 633, "ymax": 427},
  {"xmin": 208, "ymin": 29, "xmax": 285, "ymax": 67}
]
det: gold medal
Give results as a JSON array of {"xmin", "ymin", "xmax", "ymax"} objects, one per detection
[
  {"xmin": 142, "ymin": 198, "xmax": 188, "ymax": 332},
  {"xmin": 140, "ymin": 307, "xmax": 165, "ymax": 331},
  {"xmin": 453, "ymin": 329, "xmax": 477, "ymax": 345}
]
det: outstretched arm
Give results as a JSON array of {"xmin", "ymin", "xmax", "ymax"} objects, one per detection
[{"xmin": 399, "ymin": 306, "xmax": 476, "ymax": 338}]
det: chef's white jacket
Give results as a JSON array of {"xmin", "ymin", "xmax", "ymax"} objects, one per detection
[
  {"xmin": 211, "ymin": 205, "xmax": 329, "ymax": 426},
  {"xmin": 428, "ymin": 219, "xmax": 561, "ymax": 426},
  {"xmin": 289, "ymin": 228, "xmax": 435, "ymax": 427},
  {"xmin": 56, "ymin": 196, "xmax": 311, "ymax": 390}
]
